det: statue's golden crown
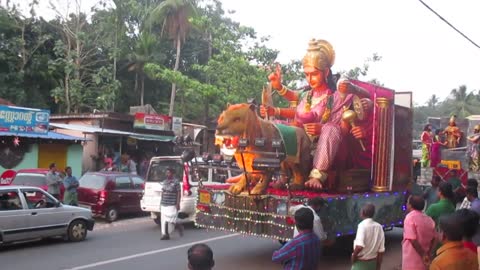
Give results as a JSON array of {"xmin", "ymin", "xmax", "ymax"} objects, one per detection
[{"xmin": 302, "ymin": 39, "xmax": 335, "ymax": 70}]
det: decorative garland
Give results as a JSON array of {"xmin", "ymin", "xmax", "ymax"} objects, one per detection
[
  {"xmin": 304, "ymin": 91, "xmax": 333, "ymax": 124},
  {"xmin": 201, "ymin": 202, "xmax": 292, "ymax": 218},
  {"xmin": 196, "ymin": 211, "xmax": 290, "ymax": 226},
  {"xmin": 195, "ymin": 221, "xmax": 292, "ymax": 241}
]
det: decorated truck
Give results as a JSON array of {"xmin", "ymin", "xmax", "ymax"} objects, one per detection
[{"xmin": 178, "ymin": 39, "xmax": 415, "ymax": 242}]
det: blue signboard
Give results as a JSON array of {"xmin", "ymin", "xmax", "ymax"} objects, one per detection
[{"xmin": 0, "ymin": 106, "xmax": 50, "ymax": 134}]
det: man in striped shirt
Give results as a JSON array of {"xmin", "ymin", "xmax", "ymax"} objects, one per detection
[{"xmin": 272, "ymin": 207, "xmax": 321, "ymax": 270}]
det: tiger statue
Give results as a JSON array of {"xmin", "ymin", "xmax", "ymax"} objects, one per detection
[{"xmin": 215, "ymin": 103, "xmax": 311, "ymax": 195}]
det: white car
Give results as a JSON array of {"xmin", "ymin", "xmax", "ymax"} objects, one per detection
[
  {"xmin": 140, "ymin": 156, "xmax": 237, "ymax": 225},
  {"xmin": 0, "ymin": 186, "xmax": 95, "ymax": 245}
]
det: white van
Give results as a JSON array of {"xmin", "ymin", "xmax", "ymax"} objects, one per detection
[{"xmin": 140, "ymin": 156, "xmax": 236, "ymax": 225}]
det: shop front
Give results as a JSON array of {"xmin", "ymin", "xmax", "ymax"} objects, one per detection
[
  {"xmin": 50, "ymin": 112, "xmax": 175, "ymax": 174},
  {"xmin": 0, "ymin": 105, "xmax": 85, "ymax": 181}
]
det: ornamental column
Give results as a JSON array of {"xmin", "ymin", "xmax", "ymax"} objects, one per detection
[{"xmin": 372, "ymin": 97, "xmax": 392, "ymax": 192}]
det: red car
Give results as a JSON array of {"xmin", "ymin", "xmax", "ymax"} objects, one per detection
[
  {"xmin": 77, "ymin": 172, "xmax": 145, "ymax": 222},
  {"xmin": 10, "ymin": 169, "xmax": 65, "ymax": 200}
]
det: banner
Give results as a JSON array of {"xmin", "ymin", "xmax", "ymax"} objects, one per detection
[
  {"xmin": 172, "ymin": 117, "xmax": 183, "ymax": 136},
  {"xmin": 0, "ymin": 105, "xmax": 50, "ymax": 134},
  {"xmin": 134, "ymin": 113, "xmax": 171, "ymax": 131}
]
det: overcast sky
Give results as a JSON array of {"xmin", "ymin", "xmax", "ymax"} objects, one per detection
[{"xmin": 8, "ymin": 0, "xmax": 480, "ymax": 105}]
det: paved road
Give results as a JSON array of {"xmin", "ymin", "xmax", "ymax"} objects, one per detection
[{"xmin": 0, "ymin": 217, "xmax": 403, "ymax": 270}]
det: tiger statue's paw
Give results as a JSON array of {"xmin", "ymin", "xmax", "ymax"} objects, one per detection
[{"xmin": 228, "ymin": 183, "xmax": 245, "ymax": 194}]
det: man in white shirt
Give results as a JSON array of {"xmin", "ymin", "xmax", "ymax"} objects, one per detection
[
  {"xmin": 290, "ymin": 197, "xmax": 327, "ymax": 242},
  {"xmin": 458, "ymin": 178, "xmax": 478, "ymax": 210},
  {"xmin": 351, "ymin": 203, "xmax": 385, "ymax": 270}
]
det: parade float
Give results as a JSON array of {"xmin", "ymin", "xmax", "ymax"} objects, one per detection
[
  {"xmin": 419, "ymin": 115, "xmax": 480, "ymax": 185},
  {"xmin": 187, "ymin": 39, "xmax": 414, "ymax": 242}
]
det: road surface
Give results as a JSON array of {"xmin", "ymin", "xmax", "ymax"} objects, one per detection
[{"xmin": 0, "ymin": 217, "xmax": 403, "ymax": 270}]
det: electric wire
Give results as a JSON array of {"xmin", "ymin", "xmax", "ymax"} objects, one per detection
[{"xmin": 417, "ymin": 0, "xmax": 480, "ymax": 49}]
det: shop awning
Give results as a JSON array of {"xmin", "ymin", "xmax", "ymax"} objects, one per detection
[
  {"xmin": 50, "ymin": 123, "xmax": 132, "ymax": 135},
  {"xmin": 50, "ymin": 123, "xmax": 174, "ymax": 142},
  {"xmin": 129, "ymin": 134, "xmax": 174, "ymax": 142},
  {"xmin": 0, "ymin": 131, "xmax": 87, "ymax": 141}
]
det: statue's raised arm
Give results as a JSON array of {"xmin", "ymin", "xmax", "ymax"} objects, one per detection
[{"xmin": 260, "ymin": 39, "xmax": 374, "ymax": 189}]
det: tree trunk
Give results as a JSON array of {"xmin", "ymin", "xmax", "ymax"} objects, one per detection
[
  {"xmin": 111, "ymin": 22, "xmax": 118, "ymax": 112},
  {"xmin": 65, "ymin": 73, "xmax": 71, "ymax": 113},
  {"xmin": 202, "ymin": 32, "xmax": 213, "ymax": 152},
  {"xmin": 134, "ymin": 71, "xmax": 139, "ymax": 103},
  {"xmin": 113, "ymin": 19, "xmax": 118, "ymax": 82},
  {"xmin": 140, "ymin": 73, "xmax": 145, "ymax": 106},
  {"xmin": 168, "ymin": 35, "xmax": 182, "ymax": 117}
]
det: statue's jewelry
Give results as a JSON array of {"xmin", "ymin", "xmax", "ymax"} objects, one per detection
[{"xmin": 278, "ymin": 85, "xmax": 288, "ymax": 96}]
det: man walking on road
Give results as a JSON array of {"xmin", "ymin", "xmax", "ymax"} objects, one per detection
[
  {"xmin": 402, "ymin": 195, "xmax": 436, "ymax": 270},
  {"xmin": 272, "ymin": 207, "xmax": 321, "ymax": 270},
  {"xmin": 351, "ymin": 203, "xmax": 385, "ymax": 270},
  {"xmin": 187, "ymin": 243, "xmax": 215, "ymax": 270},
  {"xmin": 160, "ymin": 168, "xmax": 184, "ymax": 240},
  {"xmin": 46, "ymin": 163, "xmax": 63, "ymax": 200}
]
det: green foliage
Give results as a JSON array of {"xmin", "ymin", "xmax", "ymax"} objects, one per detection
[
  {"xmin": 413, "ymin": 85, "xmax": 480, "ymax": 138},
  {"xmin": 1, "ymin": 0, "xmax": 478, "ymax": 136}
]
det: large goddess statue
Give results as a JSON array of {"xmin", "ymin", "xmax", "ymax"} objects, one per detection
[{"xmin": 261, "ymin": 39, "xmax": 373, "ymax": 189}]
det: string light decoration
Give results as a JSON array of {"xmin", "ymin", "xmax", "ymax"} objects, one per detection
[{"xmin": 196, "ymin": 189, "xmax": 407, "ymax": 241}]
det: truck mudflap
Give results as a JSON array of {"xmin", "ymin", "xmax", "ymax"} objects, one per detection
[{"xmin": 195, "ymin": 187, "xmax": 407, "ymax": 241}]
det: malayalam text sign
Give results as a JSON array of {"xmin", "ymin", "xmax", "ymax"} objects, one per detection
[
  {"xmin": 0, "ymin": 105, "xmax": 50, "ymax": 134},
  {"xmin": 134, "ymin": 113, "xmax": 171, "ymax": 130}
]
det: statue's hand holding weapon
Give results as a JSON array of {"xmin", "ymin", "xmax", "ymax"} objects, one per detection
[{"xmin": 260, "ymin": 64, "xmax": 283, "ymax": 119}]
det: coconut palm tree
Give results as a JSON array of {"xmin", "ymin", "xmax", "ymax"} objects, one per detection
[
  {"xmin": 427, "ymin": 94, "xmax": 439, "ymax": 109},
  {"xmin": 444, "ymin": 85, "xmax": 479, "ymax": 118},
  {"xmin": 148, "ymin": 0, "xmax": 197, "ymax": 116},
  {"xmin": 127, "ymin": 32, "xmax": 158, "ymax": 106}
]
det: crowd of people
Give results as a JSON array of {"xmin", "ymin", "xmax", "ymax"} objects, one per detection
[
  {"xmin": 182, "ymin": 177, "xmax": 480, "ymax": 270},
  {"xmin": 46, "ymin": 162, "xmax": 79, "ymax": 206}
]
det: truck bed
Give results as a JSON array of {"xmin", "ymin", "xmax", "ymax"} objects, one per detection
[{"xmin": 195, "ymin": 184, "xmax": 407, "ymax": 241}]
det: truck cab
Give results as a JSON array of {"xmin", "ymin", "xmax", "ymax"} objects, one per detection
[{"xmin": 140, "ymin": 155, "xmax": 238, "ymax": 225}]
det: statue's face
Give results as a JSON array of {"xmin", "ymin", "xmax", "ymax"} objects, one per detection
[
  {"xmin": 216, "ymin": 105, "xmax": 249, "ymax": 137},
  {"xmin": 303, "ymin": 66, "xmax": 326, "ymax": 89}
]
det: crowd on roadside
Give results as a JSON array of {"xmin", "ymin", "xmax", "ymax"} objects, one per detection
[
  {"xmin": 45, "ymin": 162, "xmax": 79, "ymax": 206},
  {"xmin": 182, "ymin": 175, "xmax": 480, "ymax": 270}
]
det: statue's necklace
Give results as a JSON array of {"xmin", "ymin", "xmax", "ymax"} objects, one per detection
[{"xmin": 304, "ymin": 90, "xmax": 333, "ymax": 124}]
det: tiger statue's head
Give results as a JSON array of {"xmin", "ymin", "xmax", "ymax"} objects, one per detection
[{"xmin": 215, "ymin": 103, "xmax": 259, "ymax": 156}]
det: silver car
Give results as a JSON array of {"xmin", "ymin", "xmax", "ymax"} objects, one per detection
[{"xmin": 0, "ymin": 186, "xmax": 95, "ymax": 245}]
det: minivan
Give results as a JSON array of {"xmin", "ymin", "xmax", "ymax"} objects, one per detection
[
  {"xmin": 77, "ymin": 172, "xmax": 145, "ymax": 222},
  {"xmin": 140, "ymin": 156, "xmax": 238, "ymax": 225}
]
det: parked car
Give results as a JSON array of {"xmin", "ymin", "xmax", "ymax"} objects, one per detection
[
  {"xmin": 10, "ymin": 169, "xmax": 65, "ymax": 200},
  {"xmin": 77, "ymin": 172, "xmax": 145, "ymax": 222},
  {"xmin": 0, "ymin": 186, "xmax": 94, "ymax": 246}
]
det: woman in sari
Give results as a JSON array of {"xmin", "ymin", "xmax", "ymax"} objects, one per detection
[
  {"xmin": 420, "ymin": 124, "xmax": 433, "ymax": 167},
  {"xmin": 430, "ymin": 129, "xmax": 447, "ymax": 168},
  {"xmin": 260, "ymin": 39, "xmax": 373, "ymax": 189},
  {"xmin": 467, "ymin": 125, "xmax": 480, "ymax": 172}
]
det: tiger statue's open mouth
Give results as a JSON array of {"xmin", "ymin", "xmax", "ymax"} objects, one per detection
[{"xmin": 215, "ymin": 135, "xmax": 239, "ymax": 157}]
